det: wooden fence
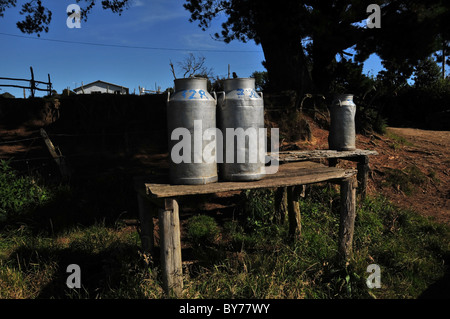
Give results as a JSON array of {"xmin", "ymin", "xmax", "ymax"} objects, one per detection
[{"xmin": 0, "ymin": 66, "xmax": 52, "ymax": 98}]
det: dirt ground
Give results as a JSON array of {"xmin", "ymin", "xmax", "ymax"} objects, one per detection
[
  {"xmin": 292, "ymin": 122, "xmax": 450, "ymax": 225},
  {"xmin": 369, "ymin": 127, "xmax": 450, "ymax": 225}
]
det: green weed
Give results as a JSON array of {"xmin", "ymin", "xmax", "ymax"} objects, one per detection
[
  {"xmin": 0, "ymin": 159, "xmax": 52, "ymax": 222},
  {"xmin": 382, "ymin": 165, "xmax": 428, "ymax": 195},
  {"xmin": 186, "ymin": 215, "xmax": 220, "ymax": 246},
  {"xmin": 386, "ymin": 131, "xmax": 414, "ymax": 150}
]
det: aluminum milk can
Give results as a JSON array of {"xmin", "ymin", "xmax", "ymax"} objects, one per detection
[
  {"xmin": 328, "ymin": 94, "xmax": 356, "ymax": 151},
  {"xmin": 167, "ymin": 77, "xmax": 218, "ymax": 184},
  {"xmin": 217, "ymin": 78, "xmax": 266, "ymax": 181}
]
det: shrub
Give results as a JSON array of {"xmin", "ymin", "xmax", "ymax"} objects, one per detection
[
  {"xmin": 0, "ymin": 160, "xmax": 51, "ymax": 222},
  {"xmin": 186, "ymin": 215, "xmax": 220, "ymax": 246}
]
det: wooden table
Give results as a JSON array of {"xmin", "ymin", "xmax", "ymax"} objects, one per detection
[
  {"xmin": 134, "ymin": 161, "xmax": 359, "ymax": 297},
  {"xmin": 274, "ymin": 149, "xmax": 378, "ymax": 199}
]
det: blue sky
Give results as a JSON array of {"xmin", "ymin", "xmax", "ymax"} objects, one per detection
[{"xmin": 0, "ymin": 0, "xmax": 382, "ymax": 97}]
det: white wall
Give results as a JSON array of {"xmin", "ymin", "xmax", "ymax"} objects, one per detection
[{"xmin": 76, "ymin": 82, "xmax": 128, "ymax": 94}]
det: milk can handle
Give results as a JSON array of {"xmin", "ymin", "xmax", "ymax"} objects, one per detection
[
  {"xmin": 212, "ymin": 91, "xmax": 217, "ymax": 105},
  {"xmin": 333, "ymin": 98, "xmax": 342, "ymax": 107},
  {"xmin": 217, "ymin": 91, "xmax": 226, "ymax": 104},
  {"xmin": 258, "ymin": 91, "xmax": 263, "ymax": 99}
]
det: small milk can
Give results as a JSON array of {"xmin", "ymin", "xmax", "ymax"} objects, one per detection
[{"xmin": 328, "ymin": 94, "xmax": 356, "ymax": 151}]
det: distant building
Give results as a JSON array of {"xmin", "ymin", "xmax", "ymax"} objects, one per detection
[{"xmin": 73, "ymin": 80, "xmax": 129, "ymax": 95}]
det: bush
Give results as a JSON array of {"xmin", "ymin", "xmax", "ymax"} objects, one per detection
[
  {"xmin": 186, "ymin": 215, "xmax": 220, "ymax": 246},
  {"xmin": 0, "ymin": 160, "xmax": 51, "ymax": 222}
]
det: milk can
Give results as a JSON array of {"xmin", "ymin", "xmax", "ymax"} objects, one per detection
[
  {"xmin": 328, "ymin": 94, "xmax": 356, "ymax": 151},
  {"xmin": 217, "ymin": 78, "xmax": 266, "ymax": 181},
  {"xmin": 167, "ymin": 77, "xmax": 218, "ymax": 184}
]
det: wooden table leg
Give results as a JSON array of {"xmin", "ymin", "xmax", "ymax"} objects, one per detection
[
  {"xmin": 158, "ymin": 198, "xmax": 183, "ymax": 297},
  {"xmin": 338, "ymin": 175, "xmax": 357, "ymax": 261},
  {"xmin": 274, "ymin": 187, "xmax": 288, "ymax": 225},
  {"xmin": 329, "ymin": 158, "xmax": 338, "ymax": 167},
  {"xmin": 287, "ymin": 185, "xmax": 303, "ymax": 239},
  {"xmin": 137, "ymin": 193, "xmax": 155, "ymax": 253},
  {"xmin": 357, "ymin": 155, "xmax": 369, "ymax": 200}
]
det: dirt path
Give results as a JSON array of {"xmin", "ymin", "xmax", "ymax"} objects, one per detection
[
  {"xmin": 387, "ymin": 128, "xmax": 450, "ymax": 154},
  {"xmin": 355, "ymin": 127, "xmax": 450, "ymax": 225}
]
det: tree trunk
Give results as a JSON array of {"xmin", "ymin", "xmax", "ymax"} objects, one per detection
[
  {"xmin": 311, "ymin": 40, "xmax": 337, "ymax": 96},
  {"xmin": 260, "ymin": 37, "xmax": 312, "ymax": 95}
]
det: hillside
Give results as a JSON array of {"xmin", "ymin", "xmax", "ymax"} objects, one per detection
[{"xmin": 289, "ymin": 120, "xmax": 450, "ymax": 225}]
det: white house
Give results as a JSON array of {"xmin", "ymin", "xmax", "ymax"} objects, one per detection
[{"xmin": 73, "ymin": 80, "xmax": 129, "ymax": 95}]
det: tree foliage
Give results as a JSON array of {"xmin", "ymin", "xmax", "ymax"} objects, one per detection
[
  {"xmin": 0, "ymin": 0, "xmax": 130, "ymax": 36},
  {"xmin": 413, "ymin": 57, "xmax": 442, "ymax": 88},
  {"xmin": 184, "ymin": 0, "xmax": 450, "ymax": 95}
]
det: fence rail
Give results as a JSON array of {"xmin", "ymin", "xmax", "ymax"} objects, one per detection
[{"xmin": 0, "ymin": 66, "xmax": 52, "ymax": 97}]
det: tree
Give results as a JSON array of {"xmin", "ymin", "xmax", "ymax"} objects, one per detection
[
  {"xmin": 413, "ymin": 57, "xmax": 442, "ymax": 88},
  {"xmin": 184, "ymin": 0, "xmax": 450, "ymax": 97},
  {"xmin": 250, "ymin": 71, "xmax": 268, "ymax": 91},
  {"xmin": 172, "ymin": 53, "xmax": 214, "ymax": 79},
  {"xmin": 434, "ymin": 41, "xmax": 450, "ymax": 78},
  {"xmin": 0, "ymin": 0, "xmax": 130, "ymax": 36},
  {"xmin": 185, "ymin": 1, "xmax": 313, "ymax": 94}
]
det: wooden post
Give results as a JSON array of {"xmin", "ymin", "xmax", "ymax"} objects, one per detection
[
  {"xmin": 338, "ymin": 176, "xmax": 357, "ymax": 261},
  {"xmin": 357, "ymin": 155, "xmax": 369, "ymax": 200},
  {"xmin": 29, "ymin": 66, "xmax": 35, "ymax": 98},
  {"xmin": 328, "ymin": 158, "xmax": 338, "ymax": 167},
  {"xmin": 274, "ymin": 187, "xmax": 288, "ymax": 225},
  {"xmin": 40, "ymin": 128, "xmax": 70, "ymax": 181},
  {"xmin": 287, "ymin": 185, "xmax": 302, "ymax": 239},
  {"xmin": 159, "ymin": 198, "xmax": 183, "ymax": 297},
  {"xmin": 137, "ymin": 194, "xmax": 155, "ymax": 253},
  {"xmin": 47, "ymin": 74, "xmax": 52, "ymax": 96}
]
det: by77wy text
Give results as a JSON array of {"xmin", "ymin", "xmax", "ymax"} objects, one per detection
[{"xmin": 179, "ymin": 303, "xmax": 270, "ymax": 316}]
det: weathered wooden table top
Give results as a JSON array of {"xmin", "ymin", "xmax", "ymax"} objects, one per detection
[
  {"xmin": 135, "ymin": 161, "xmax": 357, "ymax": 199},
  {"xmin": 272, "ymin": 149, "xmax": 378, "ymax": 163}
]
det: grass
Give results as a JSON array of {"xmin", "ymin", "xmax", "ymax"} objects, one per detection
[
  {"xmin": 0, "ymin": 162, "xmax": 449, "ymax": 299},
  {"xmin": 385, "ymin": 131, "xmax": 414, "ymax": 150},
  {"xmin": 382, "ymin": 165, "xmax": 428, "ymax": 195}
]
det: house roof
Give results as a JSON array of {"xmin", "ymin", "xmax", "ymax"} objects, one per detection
[{"xmin": 73, "ymin": 80, "xmax": 129, "ymax": 92}]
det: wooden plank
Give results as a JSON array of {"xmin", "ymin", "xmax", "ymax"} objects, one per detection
[
  {"xmin": 143, "ymin": 163, "xmax": 356, "ymax": 198},
  {"xmin": 272, "ymin": 149, "xmax": 378, "ymax": 163},
  {"xmin": 40, "ymin": 128, "xmax": 70, "ymax": 180},
  {"xmin": 158, "ymin": 199, "xmax": 183, "ymax": 297}
]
